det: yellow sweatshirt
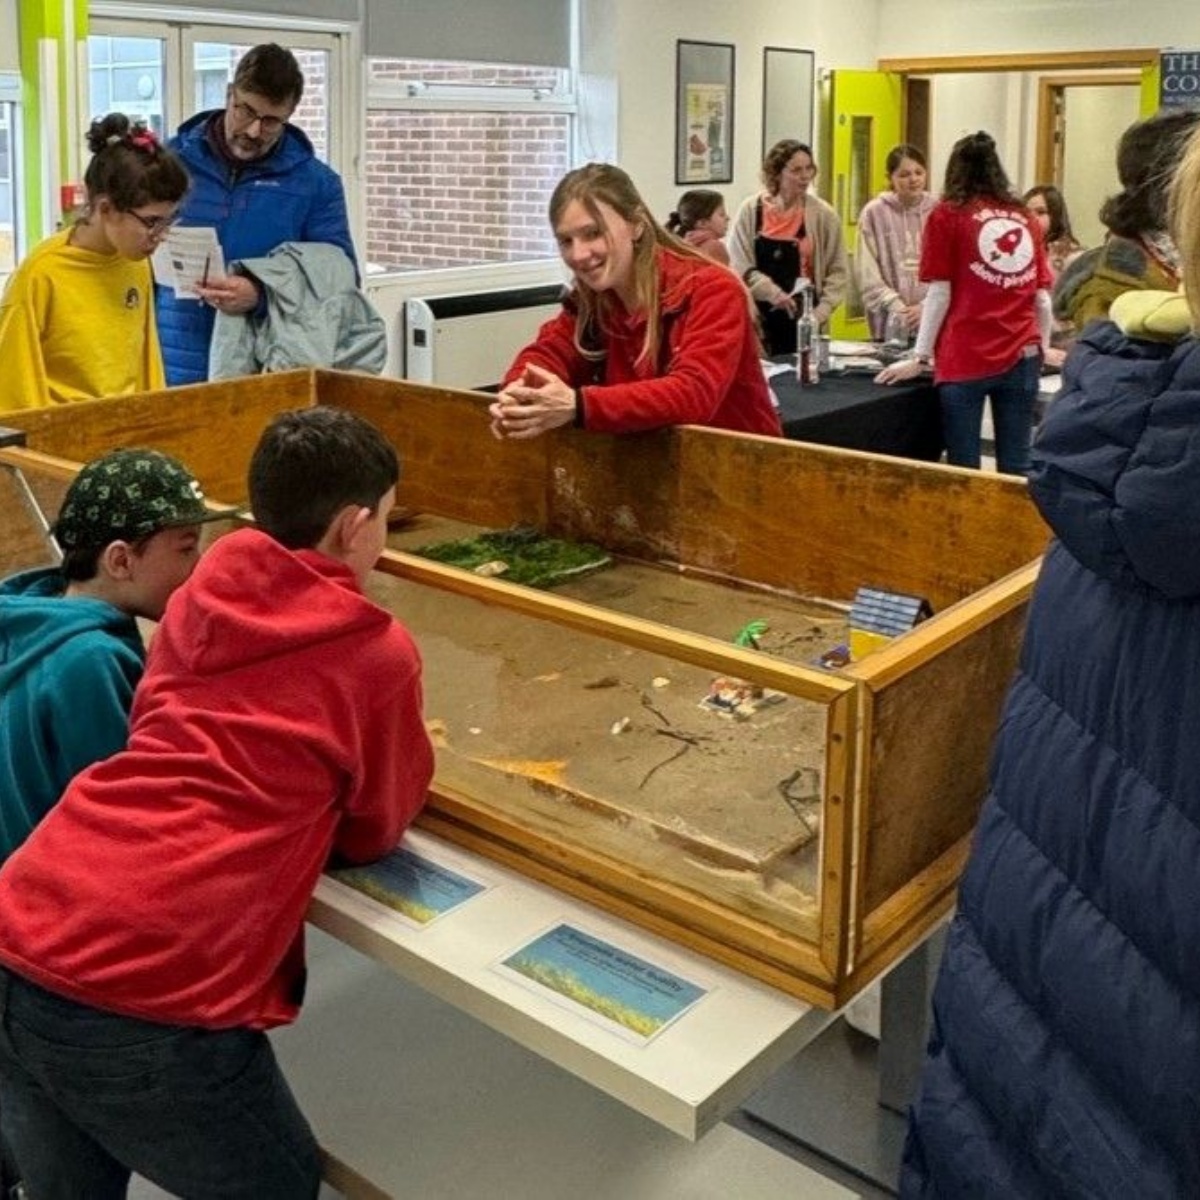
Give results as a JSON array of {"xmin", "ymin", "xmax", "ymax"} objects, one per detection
[{"xmin": 0, "ymin": 229, "xmax": 165, "ymax": 412}]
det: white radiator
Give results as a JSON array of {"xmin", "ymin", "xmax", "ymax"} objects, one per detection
[{"xmin": 403, "ymin": 284, "xmax": 564, "ymax": 391}]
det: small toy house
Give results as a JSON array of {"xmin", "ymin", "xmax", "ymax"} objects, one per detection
[{"xmin": 849, "ymin": 586, "xmax": 933, "ymax": 660}]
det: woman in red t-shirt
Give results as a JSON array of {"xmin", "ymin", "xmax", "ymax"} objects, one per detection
[{"xmin": 878, "ymin": 131, "xmax": 1052, "ymax": 475}]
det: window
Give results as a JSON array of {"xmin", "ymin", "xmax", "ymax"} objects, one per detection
[
  {"xmin": 0, "ymin": 75, "xmax": 21, "ymax": 273},
  {"xmin": 87, "ymin": 19, "xmax": 341, "ymax": 170},
  {"xmin": 364, "ymin": 57, "xmax": 576, "ymax": 273}
]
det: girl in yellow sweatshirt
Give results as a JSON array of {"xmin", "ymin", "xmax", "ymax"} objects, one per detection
[{"xmin": 0, "ymin": 113, "xmax": 189, "ymax": 411}]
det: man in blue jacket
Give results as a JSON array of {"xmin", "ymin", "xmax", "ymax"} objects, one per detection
[{"xmin": 159, "ymin": 43, "xmax": 356, "ymax": 385}]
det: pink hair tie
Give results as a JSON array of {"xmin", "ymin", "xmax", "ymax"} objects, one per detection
[{"xmin": 129, "ymin": 129, "xmax": 159, "ymax": 154}]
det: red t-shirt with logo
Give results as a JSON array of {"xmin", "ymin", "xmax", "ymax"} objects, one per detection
[{"xmin": 920, "ymin": 197, "xmax": 1051, "ymax": 383}]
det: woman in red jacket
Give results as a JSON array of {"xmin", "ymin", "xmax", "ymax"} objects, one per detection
[{"xmin": 490, "ymin": 162, "xmax": 781, "ymax": 440}]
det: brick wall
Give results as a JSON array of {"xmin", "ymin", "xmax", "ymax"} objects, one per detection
[{"xmin": 364, "ymin": 59, "xmax": 567, "ymax": 271}]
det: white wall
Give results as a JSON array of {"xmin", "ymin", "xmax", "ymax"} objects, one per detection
[
  {"xmin": 877, "ymin": 0, "xmax": 1192, "ymax": 56},
  {"xmin": 924, "ymin": 73, "xmax": 1016, "ymax": 188},
  {"xmin": 1061, "ymin": 84, "xmax": 1143, "ymax": 247},
  {"xmin": 591, "ymin": 0, "xmax": 882, "ymax": 223}
]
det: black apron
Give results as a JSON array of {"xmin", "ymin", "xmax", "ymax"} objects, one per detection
[{"xmin": 752, "ymin": 200, "xmax": 806, "ymax": 356}]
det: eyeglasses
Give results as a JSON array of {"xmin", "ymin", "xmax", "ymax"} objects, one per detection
[
  {"xmin": 124, "ymin": 209, "xmax": 180, "ymax": 236},
  {"xmin": 229, "ymin": 94, "xmax": 289, "ymax": 135}
]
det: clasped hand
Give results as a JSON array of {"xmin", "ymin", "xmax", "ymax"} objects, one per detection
[{"xmin": 489, "ymin": 363, "xmax": 577, "ymax": 440}]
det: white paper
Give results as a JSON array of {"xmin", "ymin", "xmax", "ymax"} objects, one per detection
[{"xmin": 151, "ymin": 227, "xmax": 225, "ymax": 300}]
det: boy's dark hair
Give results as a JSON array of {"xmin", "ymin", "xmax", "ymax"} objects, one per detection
[
  {"xmin": 60, "ymin": 536, "xmax": 149, "ymax": 583},
  {"xmin": 942, "ymin": 130, "xmax": 1018, "ymax": 206},
  {"xmin": 232, "ymin": 43, "xmax": 305, "ymax": 107},
  {"xmin": 83, "ymin": 114, "xmax": 190, "ymax": 210},
  {"xmin": 249, "ymin": 407, "xmax": 399, "ymax": 550},
  {"xmin": 1100, "ymin": 108, "xmax": 1200, "ymax": 238}
]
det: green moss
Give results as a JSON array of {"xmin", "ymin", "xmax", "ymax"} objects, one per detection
[{"xmin": 413, "ymin": 524, "xmax": 611, "ymax": 589}]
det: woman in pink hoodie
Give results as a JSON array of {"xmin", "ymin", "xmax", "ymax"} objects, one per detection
[
  {"xmin": 856, "ymin": 144, "xmax": 936, "ymax": 342},
  {"xmin": 666, "ymin": 189, "xmax": 731, "ymax": 265}
]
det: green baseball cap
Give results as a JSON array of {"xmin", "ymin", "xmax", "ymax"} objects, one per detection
[{"xmin": 54, "ymin": 448, "xmax": 234, "ymax": 552}]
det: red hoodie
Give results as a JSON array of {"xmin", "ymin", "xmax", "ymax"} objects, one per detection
[
  {"xmin": 503, "ymin": 248, "xmax": 781, "ymax": 437},
  {"xmin": 0, "ymin": 527, "xmax": 433, "ymax": 1030}
]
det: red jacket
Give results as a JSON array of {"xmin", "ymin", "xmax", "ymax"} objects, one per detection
[
  {"xmin": 503, "ymin": 248, "xmax": 781, "ymax": 437},
  {"xmin": 0, "ymin": 527, "xmax": 433, "ymax": 1030}
]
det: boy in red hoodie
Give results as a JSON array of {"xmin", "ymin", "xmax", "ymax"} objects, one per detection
[{"xmin": 0, "ymin": 406, "xmax": 434, "ymax": 1198}]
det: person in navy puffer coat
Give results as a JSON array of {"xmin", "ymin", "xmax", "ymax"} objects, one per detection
[
  {"xmin": 901, "ymin": 121, "xmax": 1200, "ymax": 1200},
  {"xmin": 157, "ymin": 43, "xmax": 356, "ymax": 386}
]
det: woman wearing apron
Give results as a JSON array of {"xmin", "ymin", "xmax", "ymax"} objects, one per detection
[{"xmin": 729, "ymin": 139, "xmax": 849, "ymax": 355}]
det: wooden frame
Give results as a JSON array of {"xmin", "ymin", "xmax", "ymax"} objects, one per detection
[
  {"xmin": 1034, "ymin": 71, "xmax": 1141, "ymax": 185},
  {"xmin": 877, "ymin": 48, "xmax": 1158, "ymax": 75},
  {"xmin": 0, "ymin": 371, "xmax": 1052, "ymax": 1008},
  {"xmin": 762, "ymin": 46, "xmax": 815, "ymax": 157},
  {"xmin": 675, "ymin": 40, "xmax": 735, "ymax": 185}
]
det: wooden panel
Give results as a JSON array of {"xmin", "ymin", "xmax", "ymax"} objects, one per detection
[
  {"xmin": 0, "ymin": 373, "xmax": 315, "ymax": 505},
  {"xmin": 546, "ymin": 424, "xmax": 683, "ymax": 562},
  {"xmin": 0, "ymin": 456, "xmax": 69, "ymax": 575},
  {"xmin": 857, "ymin": 585, "xmax": 1033, "ymax": 917},
  {"xmin": 316, "ymin": 373, "xmax": 550, "ymax": 530},
  {"xmin": 674, "ymin": 434, "xmax": 1047, "ymax": 608}
]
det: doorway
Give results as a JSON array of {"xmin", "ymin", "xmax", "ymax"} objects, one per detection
[{"xmin": 1035, "ymin": 75, "xmax": 1142, "ymax": 247}]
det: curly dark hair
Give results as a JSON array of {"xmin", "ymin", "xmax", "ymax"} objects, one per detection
[
  {"xmin": 83, "ymin": 113, "xmax": 189, "ymax": 210},
  {"xmin": 941, "ymin": 131, "xmax": 1017, "ymax": 205},
  {"xmin": 761, "ymin": 139, "xmax": 815, "ymax": 194},
  {"xmin": 1100, "ymin": 108, "xmax": 1200, "ymax": 238}
]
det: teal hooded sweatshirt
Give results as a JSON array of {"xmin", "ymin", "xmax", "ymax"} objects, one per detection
[{"xmin": 0, "ymin": 567, "xmax": 145, "ymax": 861}]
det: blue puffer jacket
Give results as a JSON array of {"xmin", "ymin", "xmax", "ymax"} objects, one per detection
[
  {"xmin": 157, "ymin": 112, "xmax": 356, "ymax": 386},
  {"xmin": 902, "ymin": 320, "xmax": 1200, "ymax": 1199}
]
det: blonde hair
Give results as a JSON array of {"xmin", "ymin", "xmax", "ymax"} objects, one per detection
[
  {"xmin": 549, "ymin": 163, "xmax": 706, "ymax": 367},
  {"xmin": 1170, "ymin": 121, "xmax": 1200, "ymax": 332}
]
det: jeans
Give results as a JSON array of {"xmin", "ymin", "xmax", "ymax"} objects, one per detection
[
  {"xmin": 938, "ymin": 351, "xmax": 1041, "ymax": 475},
  {"xmin": 0, "ymin": 967, "xmax": 320, "ymax": 1200}
]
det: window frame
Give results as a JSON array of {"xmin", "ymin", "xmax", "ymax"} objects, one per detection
[{"xmin": 0, "ymin": 76, "xmax": 24, "ymax": 277}]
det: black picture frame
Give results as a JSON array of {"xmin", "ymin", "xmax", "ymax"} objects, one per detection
[
  {"xmin": 762, "ymin": 46, "xmax": 815, "ymax": 157},
  {"xmin": 675, "ymin": 40, "xmax": 735, "ymax": 185}
]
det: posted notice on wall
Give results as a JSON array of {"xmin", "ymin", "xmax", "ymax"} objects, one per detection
[
  {"xmin": 151, "ymin": 226, "xmax": 225, "ymax": 299},
  {"xmin": 494, "ymin": 922, "xmax": 710, "ymax": 1043},
  {"xmin": 330, "ymin": 844, "xmax": 489, "ymax": 928}
]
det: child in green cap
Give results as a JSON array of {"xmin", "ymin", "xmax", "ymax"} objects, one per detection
[{"xmin": 0, "ymin": 446, "xmax": 227, "ymax": 862}]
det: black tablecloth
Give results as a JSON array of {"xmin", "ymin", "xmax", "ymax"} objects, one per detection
[{"xmin": 771, "ymin": 364, "xmax": 943, "ymax": 462}]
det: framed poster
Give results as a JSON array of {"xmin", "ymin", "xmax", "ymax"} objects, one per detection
[
  {"xmin": 675, "ymin": 40, "xmax": 735, "ymax": 185},
  {"xmin": 762, "ymin": 47, "xmax": 815, "ymax": 156}
]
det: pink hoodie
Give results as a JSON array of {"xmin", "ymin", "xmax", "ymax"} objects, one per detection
[{"xmin": 855, "ymin": 189, "xmax": 936, "ymax": 339}]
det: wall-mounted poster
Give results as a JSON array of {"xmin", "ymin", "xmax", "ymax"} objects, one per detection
[{"xmin": 676, "ymin": 41, "xmax": 735, "ymax": 185}]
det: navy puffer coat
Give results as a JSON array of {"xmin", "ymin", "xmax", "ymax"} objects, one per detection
[{"xmin": 901, "ymin": 319, "xmax": 1200, "ymax": 1199}]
